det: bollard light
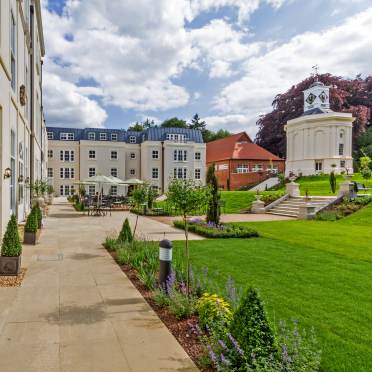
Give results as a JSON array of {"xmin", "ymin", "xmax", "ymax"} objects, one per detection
[{"xmin": 159, "ymin": 239, "xmax": 172, "ymax": 292}]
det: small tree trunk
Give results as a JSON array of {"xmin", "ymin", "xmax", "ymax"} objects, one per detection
[
  {"xmin": 184, "ymin": 214, "xmax": 190, "ymax": 297},
  {"xmin": 133, "ymin": 214, "xmax": 139, "ymax": 238}
]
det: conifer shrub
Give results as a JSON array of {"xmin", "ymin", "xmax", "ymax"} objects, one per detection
[
  {"xmin": 329, "ymin": 171, "xmax": 337, "ymax": 194},
  {"xmin": 230, "ymin": 287, "xmax": 276, "ymax": 361},
  {"xmin": 35, "ymin": 205, "xmax": 42, "ymax": 229},
  {"xmin": 1, "ymin": 214, "xmax": 22, "ymax": 257},
  {"xmin": 25, "ymin": 209, "xmax": 38, "ymax": 233},
  {"xmin": 117, "ymin": 218, "xmax": 133, "ymax": 243}
]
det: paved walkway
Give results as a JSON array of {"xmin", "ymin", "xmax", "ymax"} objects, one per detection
[{"xmin": 0, "ymin": 199, "xmax": 198, "ymax": 372}]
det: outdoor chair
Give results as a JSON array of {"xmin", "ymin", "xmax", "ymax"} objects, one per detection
[{"xmin": 354, "ymin": 182, "xmax": 372, "ymax": 193}]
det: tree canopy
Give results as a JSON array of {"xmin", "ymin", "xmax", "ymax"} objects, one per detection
[{"xmin": 255, "ymin": 74, "xmax": 372, "ymax": 158}]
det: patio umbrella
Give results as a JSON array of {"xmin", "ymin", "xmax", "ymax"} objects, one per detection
[
  {"xmin": 107, "ymin": 175, "xmax": 126, "ymax": 184},
  {"xmin": 121, "ymin": 178, "xmax": 144, "ymax": 185},
  {"xmin": 82, "ymin": 175, "xmax": 119, "ymax": 203}
]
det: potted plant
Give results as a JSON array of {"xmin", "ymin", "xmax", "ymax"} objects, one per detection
[
  {"xmin": 23, "ymin": 208, "xmax": 40, "ymax": 245},
  {"xmin": 47, "ymin": 184, "xmax": 54, "ymax": 205},
  {"xmin": 0, "ymin": 215, "xmax": 22, "ymax": 276}
]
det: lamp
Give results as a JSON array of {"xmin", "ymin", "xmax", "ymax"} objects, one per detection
[
  {"xmin": 18, "ymin": 175, "xmax": 24, "ymax": 183},
  {"xmin": 4, "ymin": 168, "xmax": 11, "ymax": 179}
]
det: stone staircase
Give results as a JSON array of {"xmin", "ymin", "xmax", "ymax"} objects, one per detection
[{"xmin": 266, "ymin": 196, "xmax": 336, "ymax": 218}]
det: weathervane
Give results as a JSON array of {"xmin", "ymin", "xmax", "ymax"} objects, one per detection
[{"xmin": 312, "ymin": 65, "xmax": 319, "ymax": 80}]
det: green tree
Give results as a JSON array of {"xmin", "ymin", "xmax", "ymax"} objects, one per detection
[
  {"xmin": 131, "ymin": 185, "xmax": 148, "ymax": 235},
  {"xmin": 1, "ymin": 215, "xmax": 22, "ymax": 257},
  {"xmin": 167, "ymin": 178, "xmax": 210, "ymax": 294},
  {"xmin": 25, "ymin": 209, "xmax": 38, "ymax": 233},
  {"xmin": 147, "ymin": 186, "xmax": 158, "ymax": 209},
  {"xmin": 118, "ymin": 218, "xmax": 133, "ymax": 244},
  {"xmin": 329, "ymin": 171, "xmax": 337, "ymax": 193},
  {"xmin": 161, "ymin": 117, "xmax": 188, "ymax": 128},
  {"xmin": 360, "ymin": 154, "xmax": 372, "ymax": 180},
  {"xmin": 206, "ymin": 164, "xmax": 220, "ymax": 225},
  {"xmin": 230, "ymin": 287, "xmax": 276, "ymax": 362},
  {"xmin": 127, "ymin": 122, "xmax": 145, "ymax": 132}
]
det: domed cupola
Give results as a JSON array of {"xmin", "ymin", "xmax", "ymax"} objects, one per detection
[{"xmin": 303, "ymin": 77, "xmax": 330, "ymax": 113}]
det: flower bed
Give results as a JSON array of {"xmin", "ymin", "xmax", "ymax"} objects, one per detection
[{"xmin": 173, "ymin": 219, "xmax": 259, "ymax": 239}]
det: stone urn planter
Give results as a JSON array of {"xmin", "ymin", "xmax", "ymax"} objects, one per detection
[{"xmin": 0, "ymin": 256, "xmax": 21, "ymax": 276}]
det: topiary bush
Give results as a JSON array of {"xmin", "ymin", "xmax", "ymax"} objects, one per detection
[
  {"xmin": 196, "ymin": 292, "xmax": 232, "ymax": 329},
  {"xmin": 1, "ymin": 214, "xmax": 22, "ymax": 257},
  {"xmin": 25, "ymin": 209, "xmax": 38, "ymax": 233},
  {"xmin": 230, "ymin": 287, "xmax": 276, "ymax": 361},
  {"xmin": 118, "ymin": 218, "xmax": 133, "ymax": 243},
  {"xmin": 35, "ymin": 205, "xmax": 42, "ymax": 229}
]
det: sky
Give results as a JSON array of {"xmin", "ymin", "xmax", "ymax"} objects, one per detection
[{"xmin": 42, "ymin": 0, "xmax": 372, "ymax": 138}]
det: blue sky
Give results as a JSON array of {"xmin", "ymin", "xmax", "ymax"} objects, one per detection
[{"xmin": 43, "ymin": 0, "xmax": 372, "ymax": 137}]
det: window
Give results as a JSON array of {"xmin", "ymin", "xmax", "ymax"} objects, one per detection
[
  {"xmin": 60, "ymin": 185, "xmax": 64, "ymax": 196},
  {"xmin": 315, "ymin": 161, "xmax": 323, "ymax": 171},
  {"xmin": 110, "ymin": 186, "xmax": 118, "ymax": 196},
  {"xmin": 340, "ymin": 160, "xmax": 346, "ymax": 168},
  {"xmin": 152, "ymin": 168, "xmax": 159, "ymax": 179},
  {"xmin": 89, "ymin": 150, "xmax": 96, "ymax": 159},
  {"xmin": 111, "ymin": 133, "xmax": 118, "ymax": 141},
  {"xmin": 88, "ymin": 132, "xmax": 95, "ymax": 141},
  {"xmin": 60, "ymin": 150, "xmax": 64, "ymax": 161},
  {"xmin": 60, "ymin": 185, "xmax": 75, "ymax": 197},
  {"xmin": 88, "ymin": 185, "xmax": 96, "ymax": 196},
  {"xmin": 47, "ymin": 132, "xmax": 54, "ymax": 140},
  {"xmin": 100, "ymin": 133, "xmax": 107, "ymax": 141},
  {"xmin": 89, "ymin": 167, "xmax": 96, "ymax": 177},
  {"xmin": 129, "ymin": 136, "xmax": 136, "ymax": 144},
  {"xmin": 60, "ymin": 133, "xmax": 74, "ymax": 141},
  {"xmin": 174, "ymin": 149, "xmax": 187, "ymax": 162},
  {"xmin": 130, "ymin": 168, "xmax": 136, "ymax": 176},
  {"xmin": 252, "ymin": 164, "xmax": 263, "ymax": 172},
  {"xmin": 11, "ymin": 12, "xmax": 16, "ymax": 91},
  {"xmin": 111, "ymin": 168, "xmax": 118, "ymax": 177},
  {"xmin": 111, "ymin": 151, "xmax": 118, "ymax": 160},
  {"xmin": 195, "ymin": 152, "xmax": 201, "ymax": 160},
  {"xmin": 167, "ymin": 134, "xmax": 186, "ymax": 142},
  {"xmin": 48, "ymin": 150, "xmax": 53, "ymax": 158},
  {"xmin": 340, "ymin": 131, "xmax": 344, "ymax": 139},
  {"xmin": 236, "ymin": 165, "xmax": 249, "ymax": 174},
  {"xmin": 60, "ymin": 150, "xmax": 74, "ymax": 162},
  {"xmin": 130, "ymin": 152, "xmax": 136, "ymax": 159},
  {"xmin": 47, "ymin": 168, "xmax": 53, "ymax": 178},
  {"xmin": 173, "ymin": 167, "xmax": 187, "ymax": 179},
  {"xmin": 60, "ymin": 168, "xmax": 74, "ymax": 179},
  {"xmin": 195, "ymin": 168, "xmax": 201, "ymax": 179},
  {"xmin": 339, "ymin": 143, "xmax": 344, "ymax": 156},
  {"xmin": 152, "ymin": 150, "xmax": 159, "ymax": 159}
]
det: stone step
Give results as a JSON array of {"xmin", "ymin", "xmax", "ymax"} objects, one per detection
[{"xmin": 267, "ymin": 210, "xmax": 299, "ymax": 217}]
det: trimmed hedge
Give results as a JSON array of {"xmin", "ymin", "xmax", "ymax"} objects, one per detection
[
  {"xmin": 1, "ymin": 214, "xmax": 22, "ymax": 257},
  {"xmin": 25, "ymin": 208, "xmax": 38, "ymax": 233},
  {"xmin": 173, "ymin": 220, "xmax": 259, "ymax": 239}
]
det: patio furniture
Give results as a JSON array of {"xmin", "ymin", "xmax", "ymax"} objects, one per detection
[{"xmin": 354, "ymin": 182, "xmax": 372, "ymax": 192}]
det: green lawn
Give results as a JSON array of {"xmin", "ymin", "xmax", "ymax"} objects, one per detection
[
  {"xmin": 277, "ymin": 173, "xmax": 372, "ymax": 196},
  {"xmin": 174, "ymin": 204, "xmax": 372, "ymax": 371}
]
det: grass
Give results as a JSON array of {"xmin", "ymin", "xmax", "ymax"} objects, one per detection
[
  {"xmin": 174, "ymin": 203, "xmax": 372, "ymax": 371},
  {"xmin": 276, "ymin": 173, "xmax": 372, "ymax": 196}
]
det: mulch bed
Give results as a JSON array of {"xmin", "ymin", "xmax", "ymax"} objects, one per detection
[
  {"xmin": 0, "ymin": 268, "xmax": 27, "ymax": 287},
  {"xmin": 109, "ymin": 250, "xmax": 208, "ymax": 371}
]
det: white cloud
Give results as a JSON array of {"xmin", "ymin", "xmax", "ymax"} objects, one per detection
[
  {"xmin": 204, "ymin": 114, "xmax": 256, "ymax": 137},
  {"xmin": 213, "ymin": 7, "xmax": 372, "ymax": 137}
]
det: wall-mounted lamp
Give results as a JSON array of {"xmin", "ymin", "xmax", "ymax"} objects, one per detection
[
  {"xmin": 4, "ymin": 168, "xmax": 12, "ymax": 179},
  {"xmin": 25, "ymin": 177, "xmax": 30, "ymax": 184},
  {"xmin": 18, "ymin": 175, "xmax": 24, "ymax": 183}
]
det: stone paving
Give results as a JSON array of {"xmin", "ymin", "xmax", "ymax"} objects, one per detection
[{"xmin": 0, "ymin": 199, "xmax": 198, "ymax": 372}]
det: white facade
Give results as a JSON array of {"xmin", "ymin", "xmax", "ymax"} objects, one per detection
[
  {"xmin": 47, "ymin": 128, "xmax": 206, "ymax": 196},
  {"xmin": 0, "ymin": 0, "xmax": 46, "ymax": 234},
  {"xmin": 285, "ymin": 81, "xmax": 354, "ymax": 176}
]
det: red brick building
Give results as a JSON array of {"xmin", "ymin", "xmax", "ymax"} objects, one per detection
[{"xmin": 206, "ymin": 132, "xmax": 285, "ymax": 190}]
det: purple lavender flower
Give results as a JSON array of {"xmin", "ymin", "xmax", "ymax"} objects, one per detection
[
  {"xmin": 281, "ymin": 344, "xmax": 292, "ymax": 365},
  {"xmin": 218, "ymin": 340, "xmax": 227, "ymax": 351},
  {"xmin": 228, "ymin": 333, "xmax": 244, "ymax": 356},
  {"xmin": 207, "ymin": 345, "xmax": 217, "ymax": 365},
  {"xmin": 166, "ymin": 270, "xmax": 176, "ymax": 294},
  {"xmin": 220, "ymin": 353, "xmax": 229, "ymax": 365},
  {"xmin": 179, "ymin": 281, "xmax": 187, "ymax": 295}
]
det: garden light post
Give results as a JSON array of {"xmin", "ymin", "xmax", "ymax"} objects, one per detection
[{"xmin": 159, "ymin": 239, "xmax": 172, "ymax": 290}]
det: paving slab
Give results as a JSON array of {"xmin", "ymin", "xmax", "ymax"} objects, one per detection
[{"xmin": 0, "ymin": 199, "xmax": 198, "ymax": 372}]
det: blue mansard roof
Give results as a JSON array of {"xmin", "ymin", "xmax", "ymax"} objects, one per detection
[{"xmin": 47, "ymin": 126, "xmax": 204, "ymax": 143}]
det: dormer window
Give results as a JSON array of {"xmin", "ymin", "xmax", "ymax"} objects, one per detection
[
  {"xmin": 88, "ymin": 132, "xmax": 95, "ymax": 141},
  {"xmin": 60, "ymin": 133, "xmax": 74, "ymax": 141},
  {"xmin": 166, "ymin": 133, "xmax": 186, "ymax": 142},
  {"xmin": 129, "ymin": 136, "xmax": 136, "ymax": 144},
  {"xmin": 100, "ymin": 133, "xmax": 107, "ymax": 141},
  {"xmin": 111, "ymin": 133, "xmax": 118, "ymax": 141},
  {"xmin": 47, "ymin": 132, "xmax": 54, "ymax": 140}
]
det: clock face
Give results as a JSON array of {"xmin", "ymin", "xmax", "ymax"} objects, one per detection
[
  {"xmin": 319, "ymin": 91, "xmax": 328, "ymax": 103},
  {"xmin": 306, "ymin": 92, "xmax": 316, "ymax": 105}
]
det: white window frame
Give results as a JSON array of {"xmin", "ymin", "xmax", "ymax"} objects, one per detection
[
  {"xmin": 89, "ymin": 167, "xmax": 96, "ymax": 177},
  {"xmin": 100, "ymin": 133, "xmax": 107, "ymax": 141},
  {"xmin": 195, "ymin": 168, "xmax": 201, "ymax": 180},
  {"xmin": 47, "ymin": 132, "xmax": 54, "ymax": 140},
  {"xmin": 339, "ymin": 143, "xmax": 344, "ymax": 156},
  {"xmin": 195, "ymin": 152, "xmax": 201, "ymax": 160},
  {"xmin": 88, "ymin": 132, "xmax": 95, "ymax": 141},
  {"xmin": 130, "ymin": 152, "xmax": 136, "ymax": 159},
  {"xmin": 111, "ymin": 151, "xmax": 118, "ymax": 160},
  {"xmin": 236, "ymin": 165, "xmax": 249, "ymax": 174},
  {"xmin": 173, "ymin": 167, "xmax": 187, "ymax": 179},
  {"xmin": 48, "ymin": 150, "xmax": 53, "ymax": 158},
  {"xmin": 60, "ymin": 132, "xmax": 74, "ymax": 141},
  {"xmin": 315, "ymin": 161, "xmax": 323, "ymax": 172},
  {"xmin": 89, "ymin": 150, "xmax": 96, "ymax": 159},
  {"xmin": 130, "ymin": 168, "xmax": 136, "ymax": 176},
  {"xmin": 88, "ymin": 185, "xmax": 96, "ymax": 196},
  {"xmin": 111, "ymin": 168, "xmax": 118, "ymax": 177},
  {"xmin": 111, "ymin": 133, "xmax": 118, "ymax": 141},
  {"xmin": 47, "ymin": 168, "xmax": 53, "ymax": 178},
  {"xmin": 152, "ymin": 150, "xmax": 159, "ymax": 159},
  {"xmin": 129, "ymin": 136, "xmax": 136, "ymax": 144},
  {"xmin": 110, "ymin": 185, "xmax": 118, "ymax": 196},
  {"xmin": 252, "ymin": 164, "xmax": 263, "ymax": 172},
  {"xmin": 152, "ymin": 168, "xmax": 159, "ymax": 179}
]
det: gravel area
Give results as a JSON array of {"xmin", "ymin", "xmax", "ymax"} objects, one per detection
[{"xmin": 0, "ymin": 268, "xmax": 27, "ymax": 287}]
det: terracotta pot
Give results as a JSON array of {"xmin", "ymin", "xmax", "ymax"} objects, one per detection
[
  {"xmin": 0, "ymin": 256, "xmax": 21, "ymax": 276},
  {"xmin": 24, "ymin": 229, "xmax": 41, "ymax": 245}
]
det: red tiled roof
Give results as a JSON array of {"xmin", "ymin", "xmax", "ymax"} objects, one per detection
[{"xmin": 207, "ymin": 132, "xmax": 283, "ymax": 162}]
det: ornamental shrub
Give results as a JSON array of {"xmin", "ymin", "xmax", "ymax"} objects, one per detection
[
  {"xmin": 35, "ymin": 205, "xmax": 42, "ymax": 229},
  {"xmin": 1, "ymin": 214, "xmax": 22, "ymax": 257},
  {"xmin": 196, "ymin": 292, "xmax": 232, "ymax": 329},
  {"xmin": 230, "ymin": 287, "xmax": 276, "ymax": 361},
  {"xmin": 25, "ymin": 208, "xmax": 38, "ymax": 233},
  {"xmin": 329, "ymin": 171, "xmax": 337, "ymax": 194},
  {"xmin": 118, "ymin": 218, "xmax": 133, "ymax": 243}
]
